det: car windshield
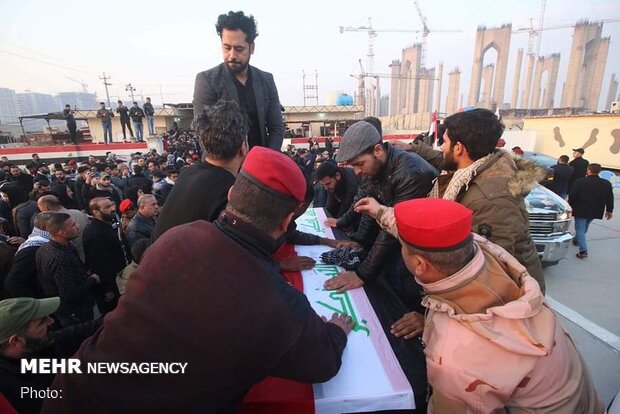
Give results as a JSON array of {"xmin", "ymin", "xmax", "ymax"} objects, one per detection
[{"xmin": 521, "ymin": 152, "xmax": 557, "ymax": 169}]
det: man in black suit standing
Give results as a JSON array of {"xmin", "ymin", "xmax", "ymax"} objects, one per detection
[
  {"xmin": 193, "ymin": 11, "xmax": 284, "ymax": 151},
  {"xmin": 569, "ymin": 163, "xmax": 614, "ymax": 259},
  {"xmin": 549, "ymin": 155, "xmax": 574, "ymax": 198},
  {"xmin": 568, "ymin": 147, "xmax": 589, "ymax": 191}
]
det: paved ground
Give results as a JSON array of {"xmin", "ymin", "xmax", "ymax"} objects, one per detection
[{"xmin": 544, "ymin": 187, "xmax": 620, "ymax": 405}]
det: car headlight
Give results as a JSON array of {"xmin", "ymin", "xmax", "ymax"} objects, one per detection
[
  {"xmin": 557, "ymin": 210, "xmax": 573, "ymax": 220},
  {"xmin": 553, "ymin": 220, "xmax": 570, "ymax": 233}
]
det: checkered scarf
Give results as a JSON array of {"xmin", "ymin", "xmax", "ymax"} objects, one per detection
[{"xmin": 430, "ymin": 154, "xmax": 492, "ymax": 201}]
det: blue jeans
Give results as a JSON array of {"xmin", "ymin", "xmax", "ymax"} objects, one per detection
[
  {"xmin": 574, "ymin": 217, "xmax": 593, "ymax": 253},
  {"xmin": 147, "ymin": 115, "xmax": 155, "ymax": 135},
  {"xmin": 133, "ymin": 121, "xmax": 144, "ymax": 141},
  {"xmin": 102, "ymin": 121, "xmax": 112, "ymax": 144}
]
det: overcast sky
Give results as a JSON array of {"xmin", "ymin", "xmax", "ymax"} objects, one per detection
[{"xmin": 0, "ymin": 0, "xmax": 618, "ymax": 110}]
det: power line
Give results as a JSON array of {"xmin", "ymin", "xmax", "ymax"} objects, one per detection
[
  {"xmin": 0, "ymin": 47, "xmax": 92, "ymax": 75},
  {"xmin": 0, "ymin": 40, "xmax": 86, "ymax": 69}
]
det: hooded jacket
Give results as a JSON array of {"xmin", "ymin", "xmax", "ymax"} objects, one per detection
[
  {"xmin": 406, "ymin": 144, "xmax": 545, "ymax": 292},
  {"xmin": 420, "ymin": 234, "xmax": 604, "ymax": 414}
]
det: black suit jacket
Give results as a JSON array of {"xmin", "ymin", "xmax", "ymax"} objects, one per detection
[
  {"xmin": 569, "ymin": 175, "xmax": 614, "ymax": 219},
  {"xmin": 193, "ymin": 63, "xmax": 284, "ymax": 151}
]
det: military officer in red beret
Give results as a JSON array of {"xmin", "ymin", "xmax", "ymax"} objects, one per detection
[
  {"xmin": 44, "ymin": 147, "xmax": 354, "ymax": 414},
  {"xmin": 393, "ymin": 198, "xmax": 604, "ymax": 414}
]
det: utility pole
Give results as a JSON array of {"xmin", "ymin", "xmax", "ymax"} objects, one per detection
[
  {"xmin": 99, "ymin": 72, "xmax": 112, "ymax": 108},
  {"xmin": 125, "ymin": 83, "xmax": 136, "ymax": 102}
]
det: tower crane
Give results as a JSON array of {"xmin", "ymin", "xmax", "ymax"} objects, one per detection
[
  {"xmin": 412, "ymin": 0, "xmax": 461, "ymax": 69},
  {"xmin": 65, "ymin": 76, "xmax": 89, "ymax": 93},
  {"xmin": 513, "ymin": 17, "xmax": 620, "ymax": 56},
  {"xmin": 340, "ymin": 18, "xmax": 427, "ymax": 74}
]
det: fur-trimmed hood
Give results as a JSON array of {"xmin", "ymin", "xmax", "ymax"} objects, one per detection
[{"xmin": 476, "ymin": 150, "xmax": 546, "ymax": 198}]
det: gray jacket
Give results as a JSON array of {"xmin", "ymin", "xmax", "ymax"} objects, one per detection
[
  {"xmin": 193, "ymin": 63, "xmax": 284, "ymax": 151},
  {"xmin": 125, "ymin": 213, "xmax": 155, "ymax": 247}
]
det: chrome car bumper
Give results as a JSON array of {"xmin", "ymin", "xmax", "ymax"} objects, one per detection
[{"xmin": 533, "ymin": 232, "xmax": 573, "ymax": 263}]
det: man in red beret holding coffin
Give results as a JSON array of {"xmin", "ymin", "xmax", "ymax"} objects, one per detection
[
  {"xmin": 393, "ymin": 198, "xmax": 604, "ymax": 414},
  {"xmin": 44, "ymin": 147, "xmax": 354, "ymax": 414}
]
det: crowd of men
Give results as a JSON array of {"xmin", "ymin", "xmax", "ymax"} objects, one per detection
[{"xmin": 0, "ymin": 9, "xmax": 614, "ymax": 414}]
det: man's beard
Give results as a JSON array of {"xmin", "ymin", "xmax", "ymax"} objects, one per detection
[
  {"xmin": 22, "ymin": 335, "xmax": 54, "ymax": 355},
  {"xmin": 363, "ymin": 156, "xmax": 383, "ymax": 180},
  {"xmin": 442, "ymin": 150, "xmax": 458, "ymax": 171},
  {"xmin": 101, "ymin": 212, "xmax": 116, "ymax": 222},
  {"xmin": 227, "ymin": 60, "xmax": 249, "ymax": 75}
]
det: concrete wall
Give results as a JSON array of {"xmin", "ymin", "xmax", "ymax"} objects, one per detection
[
  {"xmin": 79, "ymin": 109, "xmax": 177, "ymax": 143},
  {"xmin": 511, "ymin": 49, "xmax": 523, "ymax": 109},
  {"xmin": 605, "ymin": 74, "xmax": 618, "ymax": 111},
  {"xmin": 531, "ymin": 54, "xmax": 561, "ymax": 109},
  {"xmin": 561, "ymin": 22, "xmax": 609, "ymax": 111},
  {"xmin": 468, "ymin": 24, "xmax": 512, "ymax": 109},
  {"xmin": 389, "ymin": 60, "xmax": 401, "ymax": 116},
  {"xmin": 523, "ymin": 114, "xmax": 620, "ymax": 169},
  {"xmin": 403, "ymin": 45, "xmax": 422, "ymax": 114},
  {"xmin": 446, "ymin": 69, "xmax": 461, "ymax": 115},
  {"xmin": 380, "ymin": 112, "xmax": 433, "ymax": 133},
  {"xmin": 481, "ymin": 64, "xmax": 495, "ymax": 107},
  {"xmin": 521, "ymin": 53, "xmax": 536, "ymax": 110}
]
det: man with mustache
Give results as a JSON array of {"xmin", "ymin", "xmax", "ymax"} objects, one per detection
[{"xmin": 193, "ymin": 11, "xmax": 284, "ymax": 151}]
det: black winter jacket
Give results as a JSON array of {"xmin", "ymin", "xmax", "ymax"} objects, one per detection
[
  {"xmin": 569, "ymin": 175, "xmax": 614, "ymax": 219},
  {"xmin": 355, "ymin": 143, "xmax": 436, "ymax": 283}
]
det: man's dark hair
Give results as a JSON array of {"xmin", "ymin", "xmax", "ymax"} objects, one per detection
[
  {"xmin": 316, "ymin": 161, "xmax": 340, "ymax": 180},
  {"xmin": 117, "ymin": 100, "xmax": 122, "ymax": 104},
  {"xmin": 37, "ymin": 180, "xmax": 51, "ymax": 187},
  {"xmin": 407, "ymin": 240, "xmax": 476, "ymax": 276},
  {"xmin": 77, "ymin": 166, "xmax": 90, "ymax": 174},
  {"xmin": 100, "ymin": 102, "xmax": 105, "ymax": 105},
  {"xmin": 65, "ymin": 104, "xmax": 70, "ymax": 108},
  {"xmin": 559, "ymin": 155, "xmax": 569, "ymax": 163},
  {"xmin": 588, "ymin": 163, "xmax": 602, "ymax": 175},
  {"xmin": 195, "ymin": 100, "xmax": 249, "ymax": 160},
  {"xmin": 152, "ymin": 170, "xmax": 165, "ymax": 180},
  {"xmin": 47, "ymin": 212, "xmax": 71, "ymax": 235},
  {"xmin": 215, "ymin": 11, "xmax": 258, "ymax": 43},
  {"xmin": 165, "ymin": 166, "xmax": 177, "ymax": 176},
  {"xmin": 148, "ymin": 160, "xmax": 159, "ymax": 167},
  {"xmin": 362, "ymin": 117, "xmax": 382, "ymax": 136},
  {"xmin": 443, "ymin": 109, "xmax": 505, "ymax": 161},
  {"xmin": 33, "ymin": 211, "xmax": 56, "ymax": 231},
  {"xmin": 228, "ymin": 174, "xmax": 298, "ymax": 233},
  {"xmin": 133, "ymin": 165, "xmax": 143, "ymax": 175}
]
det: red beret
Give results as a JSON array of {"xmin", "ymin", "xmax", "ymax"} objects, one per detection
[
  {"xmin": 394, "ymin": 198, "xmax": 473, "ymax": 251},
  {"xmin": 240, "ymin": 147, "xmax": 305, "ymax": 202},
  {"xmin": 119, "ymin": 199, "xmax": 134, "ymax": 214}
]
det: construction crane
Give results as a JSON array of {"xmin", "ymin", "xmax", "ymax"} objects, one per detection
[
  {"xmin": 412, "ymin": 0, "xmax": 461, "ymax": 69},
  {"xmin": 340, "ymin": 18, "xmax": 428, "ymax": 74},
  {"xmin": 351, "ymin": 59, "xmax": 437, "ymax": 117},
  {"xmin": 65, "ymin": 76, "xmax": 89, "ymax": 93},
  {"xmin": 513, "ymin": 17, "xmax": 620, "ymax": 55}
]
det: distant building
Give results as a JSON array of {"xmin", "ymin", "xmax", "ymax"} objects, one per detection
[
  {"xmin": 379, "ymin": 95, "xmax": 389, "ymax": 117},
  {"xmin": 0, "ymin": 87, "xmax": 20, "ymax": 124},
  {"xmin": 17, "ymin": 92, "xmax": 60, "ymax": 115},
  {"xmin": 56, "ymin": 92, "xmax": 98, "ymax": 110}
]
